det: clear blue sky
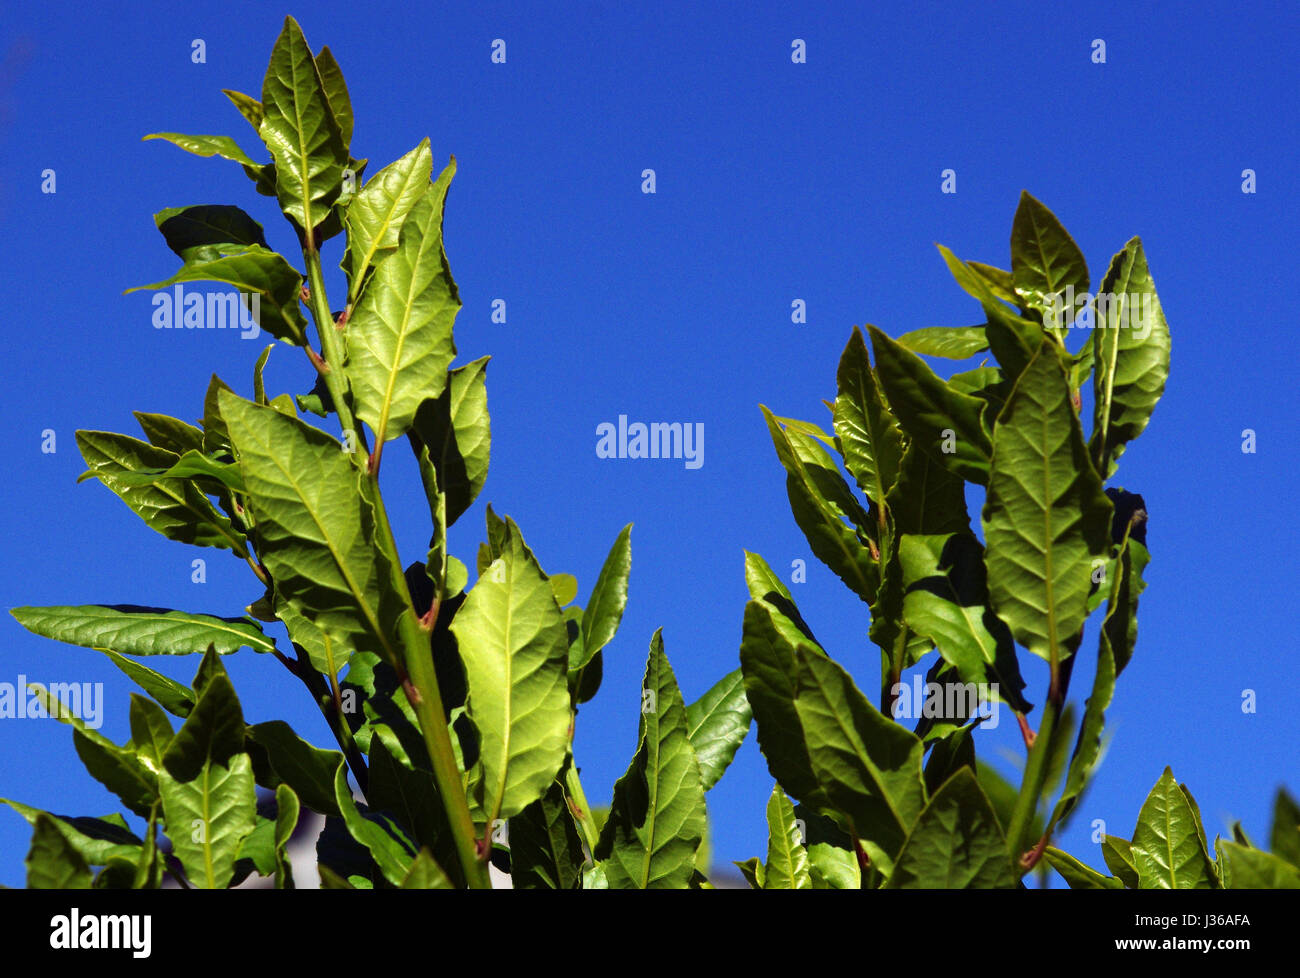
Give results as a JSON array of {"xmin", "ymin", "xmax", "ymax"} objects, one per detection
[{"xmin": 1, "ymin": 1, "xmax": 1296, "ymax": 887}]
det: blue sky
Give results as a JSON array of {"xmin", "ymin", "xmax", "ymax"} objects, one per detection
[{"xmin": 1, "ymin": 1, "xmax": 1296, "ymax": 887}]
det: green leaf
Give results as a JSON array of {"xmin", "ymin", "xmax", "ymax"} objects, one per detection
[
  {"xmin": 981, "ymin": 340, "xmax": 1111, "ymax": 663},
  {"xmin": 898, "ymin": 532, "xmax": 1030, "ymax": 712},
  {"xmin": 1102, "ymin": 835, "xmax": 1140, "ymax": 888},
  {"xmin": 1089, "ymin": 237, "xmax": 1171, "ymax": 478},
  {"xmin": 259, "ymin": 16, "xmax": 349, "ymax": 236},
  {"xmin": 763, "ymin": 785, "xmax": 812, "ymax": 889},
  {"xmin": 221, "ymin": 392, "xmax": 409, "ymax": 671},
  {"xmin": 203, "ymin": 375, "xmax": 235, "ymax": 454},
  {"xmin": 886, "ymin": 769, "xmax": 1015, "ymax": 888},
  {"xmin": 1270, "ymin": 789, "xmax": 1300, "ymax": 869},
  {"xmin": 1130, "ymin": 768, "xmax": 1216, "ymax": 889},
  {"xmin": 1010, "ymin": 191, "xmax": 1090, "ymax": 335},
  {"xmin": 744, "ymin": 550, "xmax": 793, "ymax": 604},
  {"xmin": 142, "ymin": 132, "xmax": 261, "ymax": 168},
  {"xmin": 400, "ymin": 848, "xmax": 453, "ymax": 889},
  {"xmin": 0, "ymin": 802, "xmax": 143, "ymax": 866},
  {"xmin": 739, "ymin": 599, "xmax": 833, "ymax": 811},
  {"xmin": 346, "ymin": 162, "xmax": 460, "ymax": 445},
  {"xmin": 314, "ymin": 46, "xmax": 353, "ymax": 148},
  {"xmin": 885, "ymin": 439, "xmax": 971, "ymax": 538},
  {"xmin": 968, "ymin": 261, "xmax": 1018, "ymax": 304},
  {"xmin": 159, "ymin": 751, "xmax": 257, "ymax": 889},
  {"xmin": 153, "ymin": 204, "xmax": 268, "ymax": 263},
  {"xmin": 1218, "ymin": 841, "xmax": 1300, "ymax": 889},
  {"xmin": 365, "ymin": 726, "xmax": 462, "ymax": 886},
  {"xmin": 74, "ymin": 431, "xmax": 249, "ymax": 554},
  {"xmin": 833, "ymin": 327, "xmax": 904, "ymax": 509},
  {"xmin": 26, "ymin": 815, "xmax": 93, "ymax": 889},
  {"xmin": 134, "ymin": 411, "xmax": 205, "ymax": 455},
  {"xmin": 685, "ymin": 668, "xmax": 752, "ymax": 792},
  {"xmin": 129, "ymin": 693, "xmax": 174, "ymax": 772},
  {"xmin": 867, "ymin": 325, "xmax": 992, "ymax": 485},
  {"xmin": 344, "ymin": 139, "xmax": 434, "ymax": 298},
  {"xmin": 1103, "ymin": 534, "xmax": 1150, "ymax": 677},
  {"xmin": 161, "ymin": 662, "xmax": 247, "ymax": 783},
  {"xmin": 895, "ymin": 325, "xmax": 989, "ymax": 360},
  {"xmin": 509, "ymin": 775, "xmax": 585, "ymax": 889},
  {"xmin": 549, "ymin": 574, "xmax": 579, "ymax": 607},
  {"xmin": 1043, "ymin": 847, "xmax": 1124, "ymax": 888},
  {"xmin": 12, "ymin": 605, "xmax": 275, "ymax": 657},
  {"xmin": 127, "ymin": 245, "xmax": 309, "ymax": 346},
  {"xmin": 761, "ymin": 406, "xmax": 879, "ymax": 603},
  {"xmin": 795, "ymin": 649, "xmax": 927, "ymax": 858},
  {"xmin": 88, "ymin": 449, "xmax": 246, "ymax": 495},
  {"xmin": 332, "ymin": 762, "xmax": 417, "ymax": 887},
  {"xmin": 222, "ymin": 89, "xmax": 263, "ymax": 131},
  {"xmin": 273, "ymin": 784, "xmax": 299, "ymax": 888},
  {"xmin": 594, "ymin": 631, "xmax": 707, "ymax": 889},
  {"xmin": 408, "ymin": 356, "xmax": 491, "ymax": 529},
  {"xmin": 577, "ymin": 523, "xmax": 633, "ymax": 669},
  {"xmin": 735, "ymin": 856, "xmax": 765, "ymax": 889},
  {"xmin": 451, "ymin": 518, "xmax": 571, "ymax": 825},
  {"xmin": 246, "ymin": 721, "xmax": 344, "ymax": 817}
]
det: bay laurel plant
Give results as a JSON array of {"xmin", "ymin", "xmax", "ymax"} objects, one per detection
[
  {"xmin": 739, "ymin": 192, "xmax": 1300, "ymax": 889},
  {"xmin": 5, "ymin": 16, "xmax": 752, "ymax": 890}
]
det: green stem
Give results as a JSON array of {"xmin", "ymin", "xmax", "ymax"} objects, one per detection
[
  {"xmin": 563, "ymin": 753, "xmax": 601, "ymax": 856},
  {"xmin": 1005, "ymin": 694, "xmax": 1062, "ymax": 877},
  {"xmin": 400, "ymin": 616, "xmax": 490, "ymax": 889},
  {"xmin": 299, "ymin": 248, "xmax": 486, "ymax": 888}
]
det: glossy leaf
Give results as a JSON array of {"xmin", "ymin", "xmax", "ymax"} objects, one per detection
[
  {"xmin": 898, "ymin": 532, "xmax": 1030, "ymax": 712},
  {"xmin": 832, "ymin": 326, "xmax": 904, "ymax": 509},
  {"xmin": 763, "ymin": 784, "xmax": 812, "ymax": 889},
  {"xmin": 867, "ymin": 325, "xmax": 992, "ymax": 485},
  {"xmin": 75, "ymin": 431, "xmax": 248, "ymax": 554},
  {"xmin": 153, "ymin": 204, "xmax": 268, "ymax": 263},
  {"xmin": 1270, "ymin": 789, "xmax": 1300, "ymax": 870},
  {"xmin": 346, "ymin": 164, "xmax": 460, "ymax": 445},
  {"xmin": 1218, "ymin": 841, "xmax": 1300, "ymax": 889},
  {"xmin": 344, "ymin": 139, "xmax": 433, "ymax": 298},
  {"xmin": 451, "ymin": 519, "xmax": 571, "ymax": 825},
  {"xmin": 1130, "ymin": 768, "xmax": 1215, "ymax": 889},
  {"xmin": 332, "ymin": 762, "xmax": 418, "ymax": 887},
  {"xmin": 685, "ymin": 668, "xmax": 752, "ymax": 791},
  {"xmin": 259, "ymin": 16, "xmax": 348, "ymax": 235},
  {"xmin": 222, "ymin": 89, "xmax": 263, "ymax": 131},
  {"xmin": 246, "ymin": 721, "xmax": 343, "ymax": 817},
  {"xmin": 1102, "ymin": 835, "xmax": 1140, "ymax": 888},
  {"xmin": 981, "ymin": 340, "xmax": 1111, "ymax": 663},
  {"xmin": 400, "ymin": 848, "xmax": 453, "ymax": 889},
  {"xmin": 1043, "ymin": 846, "xmax": 1124, "ymax": 888},
  {"xmin": 142, "ymin": 132, "xmax": 261, "ymax": 168},
  {"xmin": 11, "ymin": 604, "xmax": 274, "ymax": 656},
  {"xmin": 408, "ymin": 356, "xmax": 491, "ymax": 530},
  {"xmin": 127, "ymin": 244, "xmax": 309, "ymax": 346},
  {"xmin": 221, "ymin": 392, "xmax": 409, "ymax": 670},
  {"xmin": 134, "ymin": 411, "xmax": 205, "ymax": 455},
  {"xmin": 1010, "ymin": 191, "xmax": 1089, "ymax": 334},
  {"xmin": 159, "ymin": 750, "xmax": 256, "ymax": 889},
  {"xmin": 314, "ymin": 46, "xmax": 353, "ymax": 147},
  {"xmin": 761, "ymin": 406, "xmax": 879, "ymax": 603},
  {"xmin": 1089, "ymin": 237, "xmax": 1171, "ymax": 478},
  {"xmin": 273, "ymin": 784, "xmax": 299, "ymax": 889},
  {"xmin": 575, "ymin": 523, "xmax": 633, "ymax": 670},
  {"xmin": 508, "ymin": 775, "xmax": 585, "ymax": 890},
  {"xmin": 886, "ymin": 769, "xmax": 1014, "ymax": 888},
  {"xmin": 594, "ymin": 631, "xmax": 707, "ymax": 889},
  {"xmin": 26, "ymin": 815, "xmax": 93, "ymax": 889},
  {"xmin": 895, "ymin": 325, "xmax": 989, "ymax": 360},
  {"xmin": 1, "ymin": 802, "xmax": 143, "ymax": 867}
]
